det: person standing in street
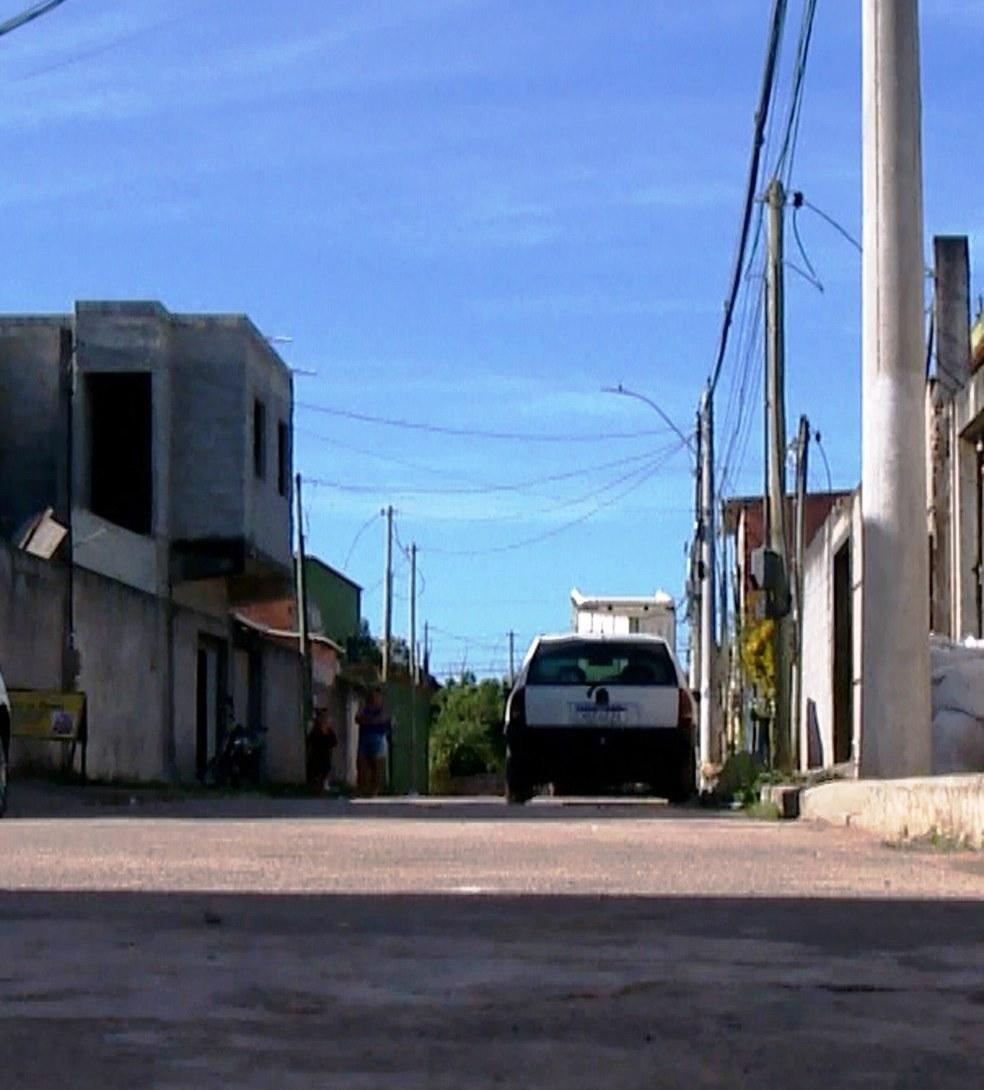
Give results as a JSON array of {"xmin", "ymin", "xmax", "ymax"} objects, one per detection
[{"xmin": 356, "ymin": 686, "xmax": 391, "ymax": 797}]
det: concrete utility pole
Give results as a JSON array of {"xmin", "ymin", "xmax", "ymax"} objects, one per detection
[
  {"xmin": 381, "ymin": 505, "xmax": 394, "ymax": 682},
  {"xmin": 295, "ymin": 473, "xmax": 312, "ymax": 733},
  {"xmin": 408, "ymin": 541, "xmax": 418, "ymax": 793},
  {"xmin": 765, "ymin": 176, "xmax": 793, "ymax": 773},
  {"xmin": 508, "ymin": 630, "xmax": 516, "ymax": 687},
  {"xmin": 860, "ymin": 0, "xmax": 932, "ymax": 777},
  {"xmin": 791, "ymin": 416, "xmax": 810, "ymax": 771},
  {"xmin": 698, "ymin": 387, "xmax": 715, "ymax": 779}
]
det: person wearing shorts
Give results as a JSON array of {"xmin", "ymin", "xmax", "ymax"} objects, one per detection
[{"xmin": 356, "ymin": 686, "xmax": 391, "ymax": 797}]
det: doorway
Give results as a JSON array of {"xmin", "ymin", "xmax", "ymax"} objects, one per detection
[
  {"xmin": 832, "ymin": 542, "xmax": 853, "ymax": 764},
  {"xmin": 196, "ymin": 637, "xmax": 227, "ymax": 779}
]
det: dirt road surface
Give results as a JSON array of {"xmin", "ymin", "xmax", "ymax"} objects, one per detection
[{"xmin": 1, "ymin": 785, "xmax": 982, "ymax": 1088}]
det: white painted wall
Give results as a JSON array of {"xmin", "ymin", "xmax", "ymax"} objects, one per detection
[{"xmin": 799, "ymin": 494, "xmax": 863, "ymax": 773}]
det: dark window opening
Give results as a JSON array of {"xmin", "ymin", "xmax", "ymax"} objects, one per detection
[
  {"xmin": 253, "ymin": 398, "xmax": 266, "ymax": 479},
  {"xmin": 89, "ymin": 372, "xmax": 152, "ymax": 535},
  {"xmin": 277, "ymin": 420, "xmax": 289, "ymax": 497}
]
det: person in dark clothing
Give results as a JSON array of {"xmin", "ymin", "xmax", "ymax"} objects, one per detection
[{"xmin": 306, "ymin": 707, "xmax": 338, "ymax": 794}]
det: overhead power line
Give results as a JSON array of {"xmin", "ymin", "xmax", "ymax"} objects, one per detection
[
  {"xmin": 0, "ymin": 0, "xmax": 69, "ymax": 38},
  {"xmin": 774, "ymin": 0, "xmax": 820, "ymax": 184},
  {"xmin": 707, "ymin": 0, "xmax": 789, "ymax": 397},
  {"xmin": 419, "ymin": 439, "xmax": 688, "ymax": 558},
  {"xmin": 302, "ymin": 447, "xmax": 662, "ymax": 498},
  {"xmin": 297, "ymin": 401, "xmax": 668, "ymax": 443}
]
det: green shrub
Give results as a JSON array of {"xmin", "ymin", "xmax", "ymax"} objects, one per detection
[
  {"xmin": 715, "ymin": 751, "xmax": 764, "ymax": 806},
  {"xmin": 429, "ymin": 676, "xmax": 506, "ymax": 780}
]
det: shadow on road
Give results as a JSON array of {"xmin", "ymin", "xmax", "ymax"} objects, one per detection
[
  {"xmin": 5, "ymin": 779, "xmax": 734, "ymax": 822},
  {"xmin": 0, "ymin": 890, "xmax": 981, "ymax": 1089}
]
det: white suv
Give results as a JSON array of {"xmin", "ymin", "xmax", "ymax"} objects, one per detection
[
  {"xmin": 0, "ymin": 666, "xmax": 10, "ymax": 817},
  {"xmin": 504, "ymin": 634, "xmax": 696, "ymax": 804}
]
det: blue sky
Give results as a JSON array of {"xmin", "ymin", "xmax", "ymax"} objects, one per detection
[{"xmin": 2, "ymin": 1, "xmax": 981, "ymax": 679}]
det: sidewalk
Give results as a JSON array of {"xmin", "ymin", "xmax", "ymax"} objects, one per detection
[{"xmin": 800, "ymin": 773, "xmax": 984, "ymax": 848}]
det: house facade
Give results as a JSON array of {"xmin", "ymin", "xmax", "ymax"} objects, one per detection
[
  {"xmin": 0, "ymin": 300, "xmax": 304, "ymax": 783},
  {"xmin": 771, "ymin": 235, "xmax": 984, "ymax": 776}
]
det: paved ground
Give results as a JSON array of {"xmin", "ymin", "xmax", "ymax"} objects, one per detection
[{"xmin": 1, "ymin": 782, "xmax": 982, "ymax": 1088}]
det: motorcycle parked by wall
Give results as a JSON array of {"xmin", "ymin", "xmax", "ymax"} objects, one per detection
[{"xmin": 205, "ymin": 708, "xmax": 266, "ymax": 789}]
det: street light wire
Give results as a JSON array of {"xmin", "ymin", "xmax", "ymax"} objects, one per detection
[
  {"xmin": 297, "ymin": 401, "xmax": 668, "ymax": 444},
  {"xmin": 342, "ymin": 510, "xmax": 381, "ymax": 569},
  {"xmin": 814, "ymin": 430, "xmax": 834, "ymax": 493},
  {"xmin": 0, "ymin": 0, "xmax": 70, "ymax": 39},
  {"xmin": 799, "ymin": 197, "xmax": 862, "ymax": 254},
  {"xmin": 600, "ymin": 385, "xmax": 695, "ymax": 454},
  {"xmin": 790, "ymin": 203, "xmax": 824, "ymax": 291}
]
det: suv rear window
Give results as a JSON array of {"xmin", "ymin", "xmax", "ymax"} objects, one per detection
[{"xmin": 527, "ymin": 641, "xmax": 677, "ymax": 687}]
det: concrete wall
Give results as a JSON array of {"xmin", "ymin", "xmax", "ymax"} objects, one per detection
[
  {"xmin": 243, "ymin": 331, "xmax": 292, "ymax": 568},
  {"xmin": 0, "ymin": 537, "xmax": 307, "ymax": 784},
  {"xmin": 799, "ymin": 493, "xmax": 863, "ymax": 772},
  {"xmin": 73, "ymin": 566, "xmax": 170, "ymax": 782},
  {"xmin": 0, "ymin": 544, "xmax": 66, "ymax": 692},
  {"xmin": 0, "ymin": 318, "xmax": 69, "ymax": 539},
  {"xmin": 169, "ymin": 320, "xmax": 247, "ymax": 544},
  {"xmin": 261, "ymin": 642, "xmax": 304, "ymax": 783}
]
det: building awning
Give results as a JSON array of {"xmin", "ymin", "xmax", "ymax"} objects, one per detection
[{"xmin": 231, "ymin": 612, "xmax": 344, "ymax": 654}]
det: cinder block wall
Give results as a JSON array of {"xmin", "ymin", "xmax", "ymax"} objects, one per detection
[{"xmin": 0, "ymin": 544, "xmax": 66, "ymax": 692}]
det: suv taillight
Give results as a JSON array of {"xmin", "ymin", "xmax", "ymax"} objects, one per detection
[
  {"xmin": 678, "ymin": 687, "xmax": 694, "ymax": 729},
  {"xmin": 507, "ymin": 686, "xmax": 526, "ymax": 729}
]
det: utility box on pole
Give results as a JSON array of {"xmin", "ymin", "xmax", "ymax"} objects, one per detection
[{"xmin": 749, "ymin": 546, "xmax": 789, "ymax": 621}]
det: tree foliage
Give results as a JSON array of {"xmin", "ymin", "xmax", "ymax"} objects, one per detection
[
  {"xmin": 430, "ymin": 676, "xmax": 506, "ymax": 778},
  {"xmin": 740, "ymin": 618, "xmax": 776, "ymax": 708}
]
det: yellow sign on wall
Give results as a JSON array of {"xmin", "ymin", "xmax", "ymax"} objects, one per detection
[{"xmin": 9, "ymin": 691, "xmax": 86, "ymax": 741}]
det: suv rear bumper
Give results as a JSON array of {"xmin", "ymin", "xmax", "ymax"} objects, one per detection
[{"xmin": 508, "ymin": 724, "xmax": 694, "ymax": 789}]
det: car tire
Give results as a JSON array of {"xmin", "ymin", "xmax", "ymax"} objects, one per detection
[
  {"xmin": 664, "ymin": 744, "xmax": 697, "ymax": 805},
  {"xmin": 505, "ymin": 747, "xmax": 534, "ymax": 805}
]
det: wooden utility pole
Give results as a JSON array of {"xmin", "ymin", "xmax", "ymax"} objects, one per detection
[
  {"xmin": 295, "ymin": 473, "xmax": 312, "ymax": 734},
  {"xmin": 409, "ymin": 543, "xmax": 418, "ymax": 684},
  {"xmin": 698, "ymin": 386, "xmax": 715, "ymax": 780},
  {"xmin": 381, "ymin": 505, "xmax": 394, "ymax": 681},
  {"xmin": 765, "ymin": 176, "xmax": 792, "ymax": 773},
  {"xmin": 860, "ymin": 0, "xmax": 931, "ymax": 776},
  {"xmin": 791, "ymin": 416, "xmax": 810, "ymax": 771}
]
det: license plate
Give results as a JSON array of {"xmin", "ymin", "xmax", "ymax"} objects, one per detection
[{"xmin": 572, "ymin": 703, "xmax": 627, "ymax": 726}]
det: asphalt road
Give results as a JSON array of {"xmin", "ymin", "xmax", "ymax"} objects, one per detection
[{"xmin": 1, "ymin": 784, "xmax": 982, "ymax": 1088}]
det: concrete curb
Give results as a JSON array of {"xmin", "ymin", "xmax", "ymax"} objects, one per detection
[{"xmin": 800, "ymin": 773, "xmax": 984, "ymax": 848}]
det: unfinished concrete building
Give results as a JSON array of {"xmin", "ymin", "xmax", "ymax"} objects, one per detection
[{"xmin": 0, "ymin": 301, "xmax": 303, "ymax": 782}]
